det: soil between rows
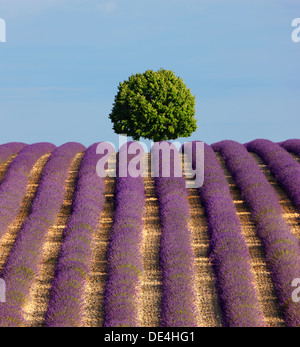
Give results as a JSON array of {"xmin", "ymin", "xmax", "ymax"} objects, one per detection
[{"xmin": 0, "ymin": 150, "xmax": 299, "ymax": 327}]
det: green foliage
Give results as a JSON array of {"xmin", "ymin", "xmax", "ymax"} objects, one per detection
[{"xmin": 109, "ymin": 68, "xmax": 197, "ymax": 141}]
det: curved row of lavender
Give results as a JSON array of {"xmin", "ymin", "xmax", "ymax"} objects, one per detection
[
  {"xmin": 0, "ymin": 143, "xmax": 56, "ymax": 239},
  {"xmin": 245, "ymin": 139, "xmax": 300, "ymax": 213},
  {"xmin": 103, "ymin": 142, "xmax": 145, "ymax": 327},
  {"xmin": 44, "ymin": 143, "xmax": 106, "ymax": 327},
  {"xmin": 279, "ymin": 139, "xmax": 300, "ymax": 157},
  {"xmin": 0, "ymin": 142, "xmax": 85, "ymax": 327},
  {"xmin": 183, "ymin": 141, "xmax": 266, "ymax": 326},
  {"xmin": 0, "ymin": 142, "xmax": 26, "ymax": 165},
  {"xmin": 153, "ymin": 143, "xmax": 198, "ymax": 327},
  {"xmin": 213, "ymin": 140, "xmax": 300, "ymax": 327}
]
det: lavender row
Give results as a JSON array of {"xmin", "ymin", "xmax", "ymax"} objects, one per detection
[
  {"xmin": 279, "ymin": 139, "xmax": 300, "ymax": 157},
  {"xmin": 0, "ymin": 142, "xmax": 26, "ymax": 165},
  {"xmin": 103, "ymin": 142, "xmax": 145, "ymax": 327},
  {"xmin": 213, "ymin": 140, "xmax": 300, "ymax": 327},
  {"xmin": 0, "ymin": 142, "xmax": 56, "ymax": 239},
  {"xmin": 153, "ymin": 142, "xmax": 198, "ymax": 327},
  {"xmin": 245, "ymin": 139, "xmax": 300, "ymax": 213},
  {"xmin": 183, "ymin": 141, "xmax": 266, "ymax": 326},
  {"xmin": 0, "ymin": 142, "xmax": 85, "ymax": 327},
  {"xmin": 44, "ymin": 143, "xmax": 106, "ymax": 327}
]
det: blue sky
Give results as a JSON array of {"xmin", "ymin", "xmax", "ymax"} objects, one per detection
[{"xmin": 0, "ymin": 0, "xmax": 299, "ymax": 148}]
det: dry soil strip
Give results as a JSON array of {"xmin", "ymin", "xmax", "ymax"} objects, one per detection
[
  {"xmin": 84, "ymin": 155, "xmax": 116, "ymax": 327},
  {"xmin": 23, "ymin": 152, "xmax": 84, "ymax": 327},
  {"xmin": 215, "ymin": 152, "xmax": 286, "ymax": 327},
  {"xmin": 250, "ymin": 152, "xmax": 300, "ymax": 242},
  {"xmin": 0, "ymin": 155, "xmax": 17, "ymax": 184},
  {"xmin": 181, "ymin": 154, "xmax": 223, "ymax": 327},
  {"xmin": 289, "ymin": 152, "xmax": 300, "ymax": 164},
  {"xmin": 140, "ymin": 153, "xmax": 163, "ymax": 327},
  {"xmin": 0, "ymin": 153, "xmax": 51, "ymax": 274}
]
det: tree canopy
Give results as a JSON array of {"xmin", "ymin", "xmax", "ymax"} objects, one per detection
[{"xmin": 109, "ymin": 68, "xmax": 197, "ymax": 141}]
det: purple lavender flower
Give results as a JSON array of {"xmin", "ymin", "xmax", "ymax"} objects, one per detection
[
  {"xmin": 245, "ymin": 139, "xmax": 300, "ymax": 212},
  {"xmin": 0, "ymin": 143, "xmax": 26, "ymax": 165},
  {"xmin": 103, "ymin": 142, "xmax": 145, "ymax": 327},
  {"xmin": 182, "ymin": 141, "xmax": 266, "ymax": 327},
  {"xmin": 0, "ymin": 142, "xmax": 85, "ymax": 327},
  {"xmin": 153, "ymin": 142, "xmax": 198, "ymax": 327},
  {"xmin": 279, "ymin": 139, "xmax": 300, "ymax": 157},
  {"xmin": 44, "ymin": 143, "xmax": 106, "ymax": 327},
  {"xmin": 213, "ymin": 139, "xmax": 300, "ymax": 327},
  {"xmin": 0, "ymin": 143, "xmax": 56, "ymax": 239}
]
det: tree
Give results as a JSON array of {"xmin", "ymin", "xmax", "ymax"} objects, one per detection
[{"xmin": 109, "ymin": 68, "xmax": 197, "ymax": 142}]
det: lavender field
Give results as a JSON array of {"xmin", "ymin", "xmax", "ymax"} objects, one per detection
[{"xmin": 0, "ymin": 139, "xmax": 300, "ymax": 327}]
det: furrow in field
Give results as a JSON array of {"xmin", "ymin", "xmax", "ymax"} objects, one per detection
[
  {"xmin": 0, "ymin": 155, "xmax": 17, "ymax": 184},
  {"xmin": 250, "ymin": 153, "xmax": 300, "ymax": 240},
  {"xmin": 140, "ymin": 153, "xmax": 162, "ymax": 327},
  {"xmin": 103, "ymin": 146, "xmax": 145, "ymax": 327},
  {"xmin": 0, "ymin": 143, "xmax": 85, "ymax": 327},
  {"xmin": 281, "ymin": 142, "xmax": 300, "ymax": 163},
  {"xmin": 0, "ymin": 143, "xmax": 25, "ymax": 166},
  {"xmin": 23, "ymin": 152, "xmax": 84, "ymax": 326},
  {"xmin": 152, "ymin": 146, "xmax": 201, "ymax": 326},
  {"xmin": 215, "ymin": 152, "xmax": 285, "ymax": 327},
  {"xmin": 84, "ymin": 155, "xmax": 115, "ymax": 327},
  {"xmin": 246, "ymin": 140, "xmax": 300, "ymax": 216},
  {"xmin": 290, "ymin": 153, "xmax": 300, "ymax": 164},
  {"xmin": 0, "ymin": 153, "xmax": 51, "ymax": 274},
  {"xmin": 186, "ymin": 187, "xmax": 223, "ymax": 327},
  {"xmin": 181, "ymin": 154, "xmax": 222, "ymax": 327},
  {"xmin": 0, "ymin": 143, "xmax": 56, "ymax": 241}
]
